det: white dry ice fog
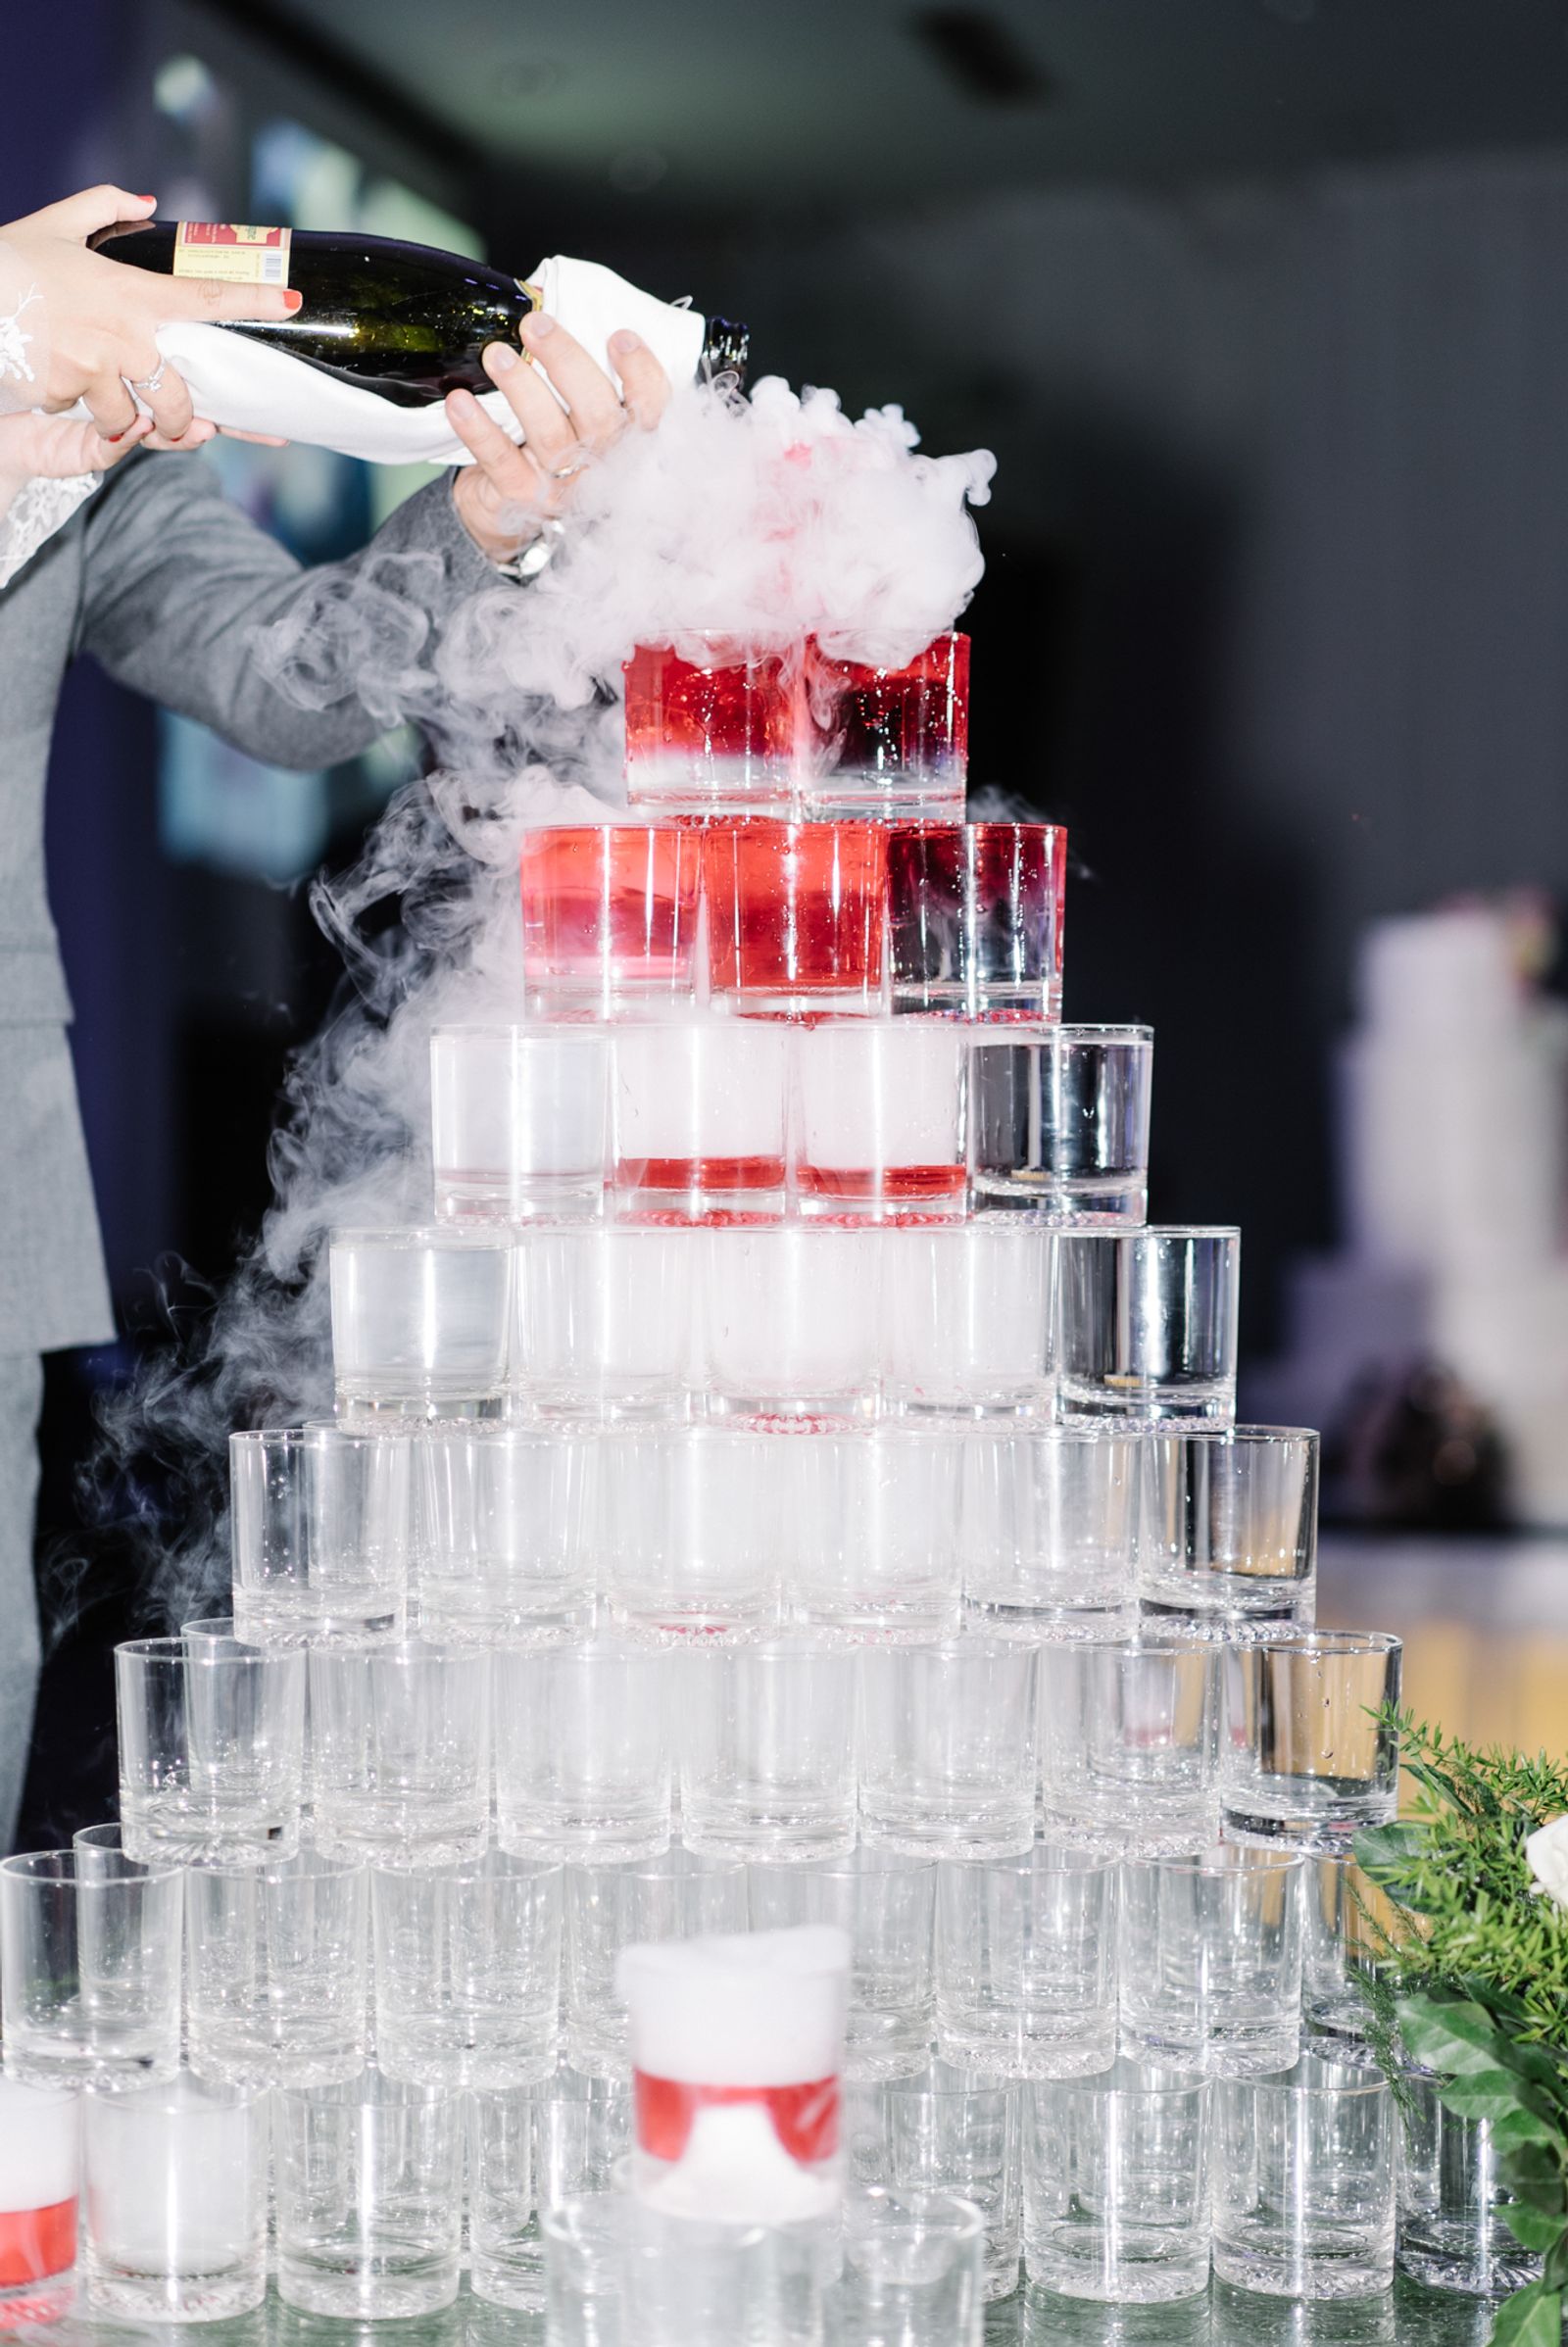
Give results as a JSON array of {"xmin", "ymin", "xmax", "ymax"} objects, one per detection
[{"xmin": 85, "ymin": 372, "xmax": 995, "ymax": 1626}]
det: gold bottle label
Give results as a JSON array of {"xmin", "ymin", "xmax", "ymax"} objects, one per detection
[{"xmin": 172, "ymin": 223, "xmax": 292, "ymax": 286}]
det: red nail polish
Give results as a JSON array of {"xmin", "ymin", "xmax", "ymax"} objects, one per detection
[{"xmin": 284, "ymin": 290, "xmax": 304, "ymax": 313}]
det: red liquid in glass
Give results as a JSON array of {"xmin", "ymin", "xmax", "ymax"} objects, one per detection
[
  {"xmin": 808, "ymin": 634, "xmax": 968, "ymax": 780},
  {"xmin": 624, "ymin": 645, "xmax": 795, "ymax": 777},
  {"xmin": 615, "ymin": 1155, "xmax": 787, "ymax": 1198},
  {"xmin": 704, "ymin": 823, "xmax": 886, "ymax": 1001},
  {"xmin": 886, "ymin": 821, "xmax": 1066, "ymax": 1011},
  {"xmin": 796, "ymin": 1164, "xmax": 967, "ymax": 1205},
  {"xmin": 0, "ymin": 2200, "xmax": 75, "ymax": 2288},
  {"xmin": 518, "ymin": 827, "xmax": 697, "ymax": 991}
]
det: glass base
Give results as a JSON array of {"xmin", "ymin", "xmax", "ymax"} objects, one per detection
[
  {"xmin": 1057, "ymin": 1381, "xmax": 1236, "ymax": 1426},
  {"xmin": 497, "ymin": 1817, "xmax": 671, "ymax": 1866},
  {"xmin": 1025, "ymin": 2252, "xmax": 1210, "ymax": 2305},
  {"xmin": 938, "ymin": 2020, "xmax": 1116, "ymax": 2081},
  {"xmin": 468, "ymin": 2250, "xmax": 546, "ymax": 2314},
  {"xmin": 85, "ymin": 2251, "xmax": 266, "ymax": 2324},
  {"xmin": 0, "ymin": 2271, "xmax": 74, "ymax": 2328},
  {"xmin": 1396, "ymin": 2228, "xmax": 1541, "ymax": 2297},
  {"xmin": 312, "ymin": 1808, "xmax": 488, "ymax": 1875},
  {"xmin": 1211, "ymin": 2241, "xmax": 1392, "ymax": 2300},
  {"xmin": 1120, "ymin": 2020, "xmax": 1300, "ymax": 2079},
  {"xmin": 965, "ymin": 1597, "xmax": 1134, "ymax": 1642},
  {"xmin": 797, "ymin": 778, "xmax": 966, "ymax": 823},
  {"xmin": 860, "ymin": 1807, "xmax": 1034, "ymax": 1862},
  {"xmin": 276, "ymin": 2253, "xmax": 460, "ymax": 2321},
  {"xmin": 335, "ymin": 1393, "xmax": 505, "ymax": 1424},
  {"xmin": 971, "ymin": 1174, "xmax": 1148, "ymax": 1225},
  {"xmin": 625, "ymin": 758, "xmax": 792, "ymax": 821},
  {"xmin": 703, "ymin": 1393, "xmax": 878, "ymax": 1428},
  {"xmin": 796, "ymin": 1596, "xmax": 962, "ymax": 1645},
  {"xmin": 1137, "ymin": 1597, "xmax": 1308, "ymax": 1644},
  {"xmin": 844, "ymin": 2009, "xmax": 936, "ymax": 2081},
  {"xmin": 1222, "ymin": 1800, "xmax": 1392, "ymax": 1854},
  {"xmin": 682, "ymin": 1814, "xmax": 858, "ymax": 1863}
]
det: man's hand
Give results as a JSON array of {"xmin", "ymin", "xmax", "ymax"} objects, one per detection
[
  {"xmin": 1, "ymin": 187, "xmax": 301, "ymax": 447},
  {"xmin": 446, "ymin": 312, "xmax": 670, "ymax": 566}
]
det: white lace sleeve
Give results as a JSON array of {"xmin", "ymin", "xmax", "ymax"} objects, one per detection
[{"xmin": 0, "ymin": 469, "xmax": 98, "ymax": 589}]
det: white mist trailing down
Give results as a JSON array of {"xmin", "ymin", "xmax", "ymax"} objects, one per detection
[{"xmin": 83, "ymin": 371, "xmax": 994, "ymax": 1629}]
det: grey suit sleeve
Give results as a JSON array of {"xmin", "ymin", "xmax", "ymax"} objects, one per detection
[{"xmin": 75, "ymin": 452, "xmax": 501, "ymax": 771}]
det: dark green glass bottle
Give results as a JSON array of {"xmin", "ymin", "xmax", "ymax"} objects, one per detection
[{"xmin": 88, "ymin": 221, "xmax": 747, "ymax": 408}]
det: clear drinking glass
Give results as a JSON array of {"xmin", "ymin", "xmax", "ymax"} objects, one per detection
[
  {"xmin": 372, "ymin": 1852, "xmax": 562, "ymax": 2088},
  {"xmin": 1055, "ymin": 1227, "xmax": 1241, "ymax": 1424},
  {"xmin": 183, "ymin": 1850, "xmax": 368, "ymax": 2088},
  {"xmin": 681, "ymin": 1638, "xmax": 858, "ymax": 1861},
  {"xmin": 541, "ymin": 2191, "xmax": 627, "ymax": 2347},
  {"xmin": 623, "ymin": 638, "xmax": 796, "ymax": 817},
  {"xmin": 430, "ymin": 1023, "xmax": 610, "ymax": 1222},
  {"xmin": 610, "ymin": 1018, "xmax": 790, "ymax": 1218},
  {"xmin": 1023, "ymin": 2060, "xmax": 1211, "ymax": 2303},
  {"xmin": 858, "ymin": 1639, "xmax": 1039, "ymax": 1858},
  {"xmin": 495, "ymin": 1639, "xmax": 672, "ymax": 1862},
  {"xmin": 802, "ymin": 632, "xmax": 970, "ymax": 821},
  {"xmin": 1302, "ymin": 1855, "xmax": 1404, "ymax": 2066},
  {"xmin": 115, "ymin": 1634, "xmax": 304, "ymax": 1867},
  {"xmin": 229, "ymin": 1424, "xmax": 410, "ymax": 1647},
  {"xmin": 274, "ymin": 2070, "xmax": 464, "ymax": 2318},
  {"xmin": 517, "ymin": 821, "xmax": 701, "ymax": 1016},
  {"xmin": 329, "ymin": 1226, "xmax": 513, "ymax": 1419},
  {"xmin": 703, "ymin": 820, "xmax": 888, "ymax": 1014},
  {"xmin": 1220, "ymin": 1632, "xmax": 1403, "ymax": 1849},
  {"xmin": 1038, "ymin": 1637, "xmax": 1220, "ymax": 1856},
  {"xmin": 600, "ymin": 1426, "xmax": 782, "ymax": 1637},
  {"xmin": 471, "ymin": 2071, "xmax": 636, "ymax": 2316},
  {"xmin": 616, "ymin": 2183, "xmax": 828, "ymax": 2347},
  {"xmin": 702, "ymin": 1223, "xmax": 881, "ymax": 1420},
  {"xmin": 1396, "ymin": 2066, "xmax": 1542, "ymax": 2296},
  {"xmin": 514, "ymin": 1223, "xmax": 698, "ymax": 1419},
  {"xmin": 750, "ymin": 1849, "xmax": 935, "ymax": 2079},
  {"xmin": 1118, "ymin": 1847, "xmax": 1305, "ymax": 2077},
  {"xmin": 961, "ymin": 1427, "xmax": 1141, "ymax": 1638},
  {"xmin": 1139, "ymin": 1427, "xmax": 1318, "ymax": 1638},
  {"xmin": 831, "ymin": 2185, "xmax": 984, "ymax": 2347},
  {"xmin": 844, "ymin": 2062, "xmax": 1019, "ymax": 2301},
  {"xmin": 413, "ymin": 1422, "xmax": 595, "ymax": 1643},
  {"xmin": 886, "ymin": 820, "xmax": 1067, "ymax": 1021},
  {"xmin": 566, "ymin": 1851, "xmax": 749, "ymax": 2077},
  {"xmin": 793, "ymin": 1020, "xmax": 967, "ymax": 1218},
  {"xmin": 1211, "ymin": 2058, "xmax": 1396, "ymax": 2298},
  {"xmin": 0, "ymin": 2077, "xmax": 79, "ymax": 2326},
  {"xmin": 308, "ymin": 1639, "xmax": 491, "ymax": 1870},
  {"xmin": 82, "ymin": 2076, "xmax": 268, "ymax": 2322},
  {"xmin": 935, "ymin": 1847, "xmax": 1118, "ymax": 2079},
  {"xmin": 0, "ymin": 1849, "xmax": 182, "ymax": 2094},
  {"xmin": 788, "ymin": 1426, "xmax": 965, "ymax": 1642},
  {"xmin": 968, "ymin": 1024, "xmax": 1153, "ymax": 1221},
  {"xmin": 882, "ymin": 1221, "xmax": 1056, "ymax": 1416}
]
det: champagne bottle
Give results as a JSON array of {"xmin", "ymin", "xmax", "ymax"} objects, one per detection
[{"xmin": 88, "ymin": 221, "xmax": 748, "ymax": 409}]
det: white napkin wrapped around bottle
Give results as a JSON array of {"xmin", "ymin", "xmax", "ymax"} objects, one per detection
[{"xmin": 149, "ymin": 255, "xmax": 709, "ymax": 465}]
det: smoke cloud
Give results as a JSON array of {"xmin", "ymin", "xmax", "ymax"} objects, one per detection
[{"xmin": 76, "ymin": 373, "xmax": 995, "ymax": 1632}]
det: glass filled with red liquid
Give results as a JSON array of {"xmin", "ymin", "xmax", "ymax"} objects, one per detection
[
  {"xmin": 610, "ymin": 1020, "xmax": 790, "ymax": 1219},
  {"xmin": 794, "ymin": 1021, "xmax": 967, "ymax": 1218},
  {"xmin": 519, "ymin": 825, "xmax": 702, "ymax": 1015},
  {"xmin": 623, "ymin": 640, "xmax": 797, "ymax": 817},
  {"xmin": 703, "ymin": 822, "xmax": 888, "ymax": 1014},
  {"xmin": 886, "ymin": 821, "xmax": 1066, "ymax": 1020},
  {"xmin": 802, "ymin": 633, "xmax": 969, "ymax": 819},
  {"xmin": 0, "ymin": 2078, "xmax": 78, "ymax": 2326}
]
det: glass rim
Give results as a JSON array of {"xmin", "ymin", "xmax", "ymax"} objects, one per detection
[
  {"xmin": 430, "ymin": 1021, "xmax": 609, "ymax": 1048},
  {"xmin": 0, "ymin": 1846, "xmax": 183, "ymax": 1887},
  {"xmin": 1240, "ymin": 2067, "xmax": 1393, "ymax": 2100},
  {"xmin": 229, "ymin": 1424, "xmax": 407, "ymax": 1454},
  {"xmin": 1133, "ymin": 1844, "xmax": 1307, "ymax": 1880},
  {"xmin": 844, "ymin": 2183, "xmax": 986, "ymax": 2240},
  {"xmin": 328, "ymin": 1224, "xmax": 514, "ymax": 1252},
  {"xmin": 960, "ymin": 1844, "xmax": 1118, "ymax": 1880},
  {"xmin": 969, "ymin": 1021, "xmax": 1152, "ymax": 1048},
  {"xmin": 83, "ymin": 2074, "xmax": 263, "ymax": 2118},
  {"xmin": 187, "ymin": 1847, "xmax": 365, "ymax": 1887},
  {"xmin": 1054, "ymin": 2060, "xmax": 1208, "ymax": 2098},
  {"xmin": 1152, "ymin": 1422, "xmax": 1317, "ymax": 1449},
  {"xmin": 117, "ymin": 1634, "xmax": 288, "ymax": 1669},
  {"xmin": 572, "ymin": 1848, "xmax": 746, "ymax": 1886},
  {"xmin": 311, "ymin": 1638, "xmax": 494, "ymax": 1670},
  {"xmin": 864, "ymin": 1635, "xmax": 1037, "ymax": 1667},
  {"xmin": 1254, "ymin": 1629, "xmax": 1401, "ymax": 1658}
]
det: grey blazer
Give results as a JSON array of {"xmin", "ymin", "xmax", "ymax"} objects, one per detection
[{"xmin": 0, "ymin": 452, "xmax": 499, "ymax": 1354}]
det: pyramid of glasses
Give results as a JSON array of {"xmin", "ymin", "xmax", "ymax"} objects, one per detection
[{"xmin": 0, "ymin": 633, "xmax": 1427, "ymax": 2331}]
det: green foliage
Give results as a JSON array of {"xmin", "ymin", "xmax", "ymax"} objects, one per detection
[
  {"xmin": 1354, "ymin": 1712, "xmax": 1568, "ymax": 2048},
  {"xmin": 1353, "ymin": 1713, "xmax": 1568, "ymax": 2346}
]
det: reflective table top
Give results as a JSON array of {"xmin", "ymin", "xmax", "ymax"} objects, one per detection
[{"xmin": 39, "ymin": 2275, "xmax": 1507, "ymax": 2346}]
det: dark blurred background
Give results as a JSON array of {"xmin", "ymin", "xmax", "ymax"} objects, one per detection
[{"xmin": 10, "ymin": 0, "xmax": 1568, "ymax": 1827}]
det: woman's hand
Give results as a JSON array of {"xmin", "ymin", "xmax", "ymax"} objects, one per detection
[
  {"xmin": 0, "ymin": 406, "xmax": 151, "ymax": 494},
  {"xmin": 446, "ymin": 312, "xmax": 670, "ymax": 565},
  {"xmin": 0, "ymin": 186, "xmax": 301, "ymax": 447}
]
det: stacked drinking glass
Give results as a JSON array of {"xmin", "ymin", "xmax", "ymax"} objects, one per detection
[{"xmin": 0, "ymin": 631, "xmax": 1428, "ymax": 2342}]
